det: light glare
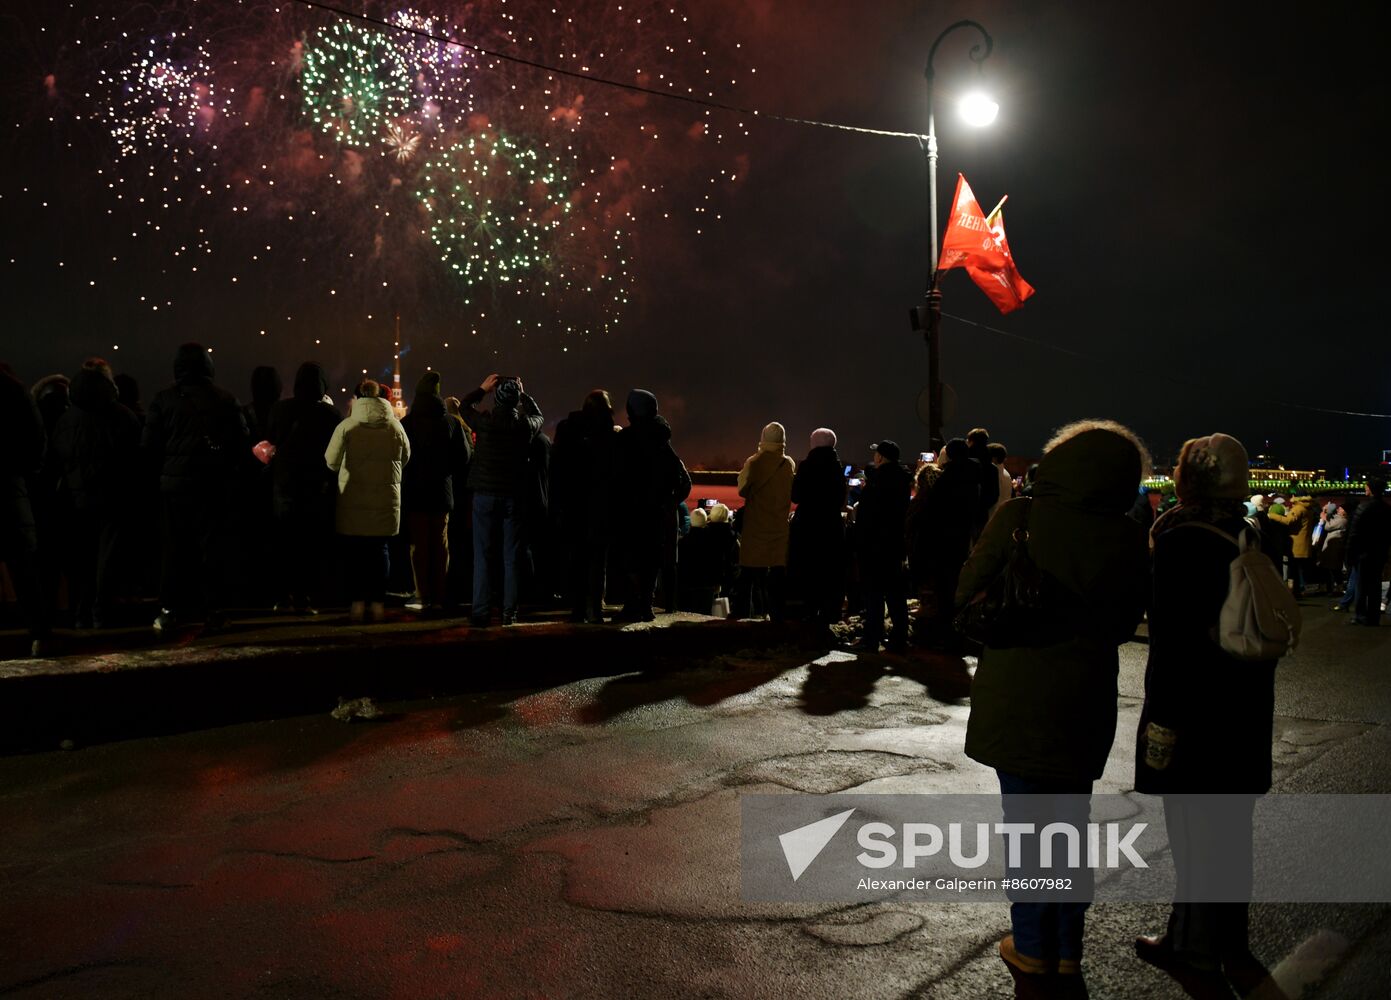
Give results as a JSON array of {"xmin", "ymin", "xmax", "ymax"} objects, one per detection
[{"xmin": 959, "ymin": 92, "xmax": 999, "ymax": 127}]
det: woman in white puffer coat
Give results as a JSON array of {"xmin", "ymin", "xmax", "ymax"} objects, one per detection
[{"xmin": 325, "ymin": 380, "xmax": 410, "ymax": 622}]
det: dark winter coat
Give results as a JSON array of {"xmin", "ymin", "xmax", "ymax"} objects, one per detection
[
  {"xmin": 906, "ymin": 459, "xmax": 977, "ymax": 577},
  {"xmin": 462, "ymin": 388, "xmax": 542, "ymax": 498},
  {"xmin": 0, "ymin": 366, "xmax": 44, "ymax": 557},
  {"xmin": 142, "ymin": 344, "xmax": 250, "ymax": 494},
  {"xmin": 550, "ymin": 409, "xmax": 618, "ymax": 539},
  {"xmin": 959, "ymin": 429, "xmax": 1149, "ymax": 784},
  {"xmin": 1134, "ymin": 510, "xmax": 1277, "ymax": 794},
  {"xmin": 266, "ymin": 363, "xmax": 341, "ymax": 517},
  {"xmin": 46, "ymin": 368, "xmax": 141, "ymax": 511},
  {"xmin": 1345, "ymin": 494, "xmax": 1391, "ymax": 566},
  {"xmin": 401, "ymin": 392, "xmax": 472, "ymax": 513},
  {"xmin": 524, "ymin": 431, "xmax": 551, "ymax": 526},
  {"xmin": 789, "ymin": 445, "xmax": 847, "ymax": 577},
  {"xmin": 689, "ymin": 520, "xmax": 740, "ymax": 593},
  {"xmin": 967, "ymin": 441, "xmax": 999, "ymax": 532},
  {"xmin": 615, "ymin": 415, "xmax": 692, "ymax": 519},
  {"xmin": 242, "ymin": 365, "xmax": 283, "ymax": 444},
  {"xmin": 614, "ymin": 414, "xmax": 692, "ymax": 557},
  {"xmin": 853, "ymin": 460, "xmax": 913, "ymax": 581}
]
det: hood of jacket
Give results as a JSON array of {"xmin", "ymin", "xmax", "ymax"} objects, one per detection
[
  {"xmin": 292, "ymin": 362, "xmax": 328, "ymax": 403},
  {"xmin": 69, "ymin": 367, "xmax": 118, "ymax": 411},
  {"xmin": 173, "ymin": 343, "xmax": 214, "ymax": 385},
  {"xmin": 351, "ymin": 395, "xmax": 395, "ymax": 425},
  {"xmin": 416, "ymin": 371, "xmax": 442, "ymax": 398},
  {"xmin": 31, "ymin": 372, "xmax": 70, "ymax": 402},
  {"xmin": 626, "ymin": 389, "xmax": 658, "ymax": 422},
  {"xmin": 1032, "ymin": 428, "xmax": 1142, "ymax": 516},
  {"xmin": 408, "ymin": 392, "xmax": 447, "ymax": 420}
]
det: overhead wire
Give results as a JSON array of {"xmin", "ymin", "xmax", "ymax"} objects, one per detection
[{"xmin": 291, "ymin": 0, "xmax": 928, "ymax": 140}]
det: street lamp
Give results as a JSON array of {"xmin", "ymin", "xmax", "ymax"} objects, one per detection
[{"xmin": 919, "ymin": 20, "xmax": 995, "ymax": 449}]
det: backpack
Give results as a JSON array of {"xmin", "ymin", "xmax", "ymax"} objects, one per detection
[{"xmin": 1179, "ymin": 519, "xmax": 1302, "ymax": 661}]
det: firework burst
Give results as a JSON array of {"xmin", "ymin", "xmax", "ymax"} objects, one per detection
[
  {"xmin": 300, "ymin": 19, "xmax": 412, "ymax": 146},
  {"xmin": 6, "ymin": 0, "xmax": 752, "ymax": 360},
  {"xmin": 384, "ymin": 120, "xmax": 422, "ymax": 162},
  {"xmin": 98, "ymin": 30, "xmax": 227, "ymax": 159}
]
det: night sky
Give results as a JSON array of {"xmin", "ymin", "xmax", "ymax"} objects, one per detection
[{"xmin": 3, "ymin": 0, "xmax": 1388, "ymax": 473}]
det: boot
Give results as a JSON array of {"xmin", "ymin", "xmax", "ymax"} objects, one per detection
[
  {"xmin": 369, "ymin": 601, "xmax": 386, "ymax": 622},
  {"xmin": 1134, "ymin": 935, "xmax": 1235, "ymax": 999},
  {"xmin": 998, "ymin": 936, "xmax": 1055, "ymax": 999},
  {"xmin": 349, "ymin": 601, "xmax": 366, "ymax": 623}
]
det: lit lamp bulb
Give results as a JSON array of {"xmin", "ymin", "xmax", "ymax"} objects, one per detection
[{"xmin": 959, "ymin": 91, "xmax": 999, "ymax": 127}]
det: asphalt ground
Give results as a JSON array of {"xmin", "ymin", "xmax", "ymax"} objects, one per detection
[{"xmin": 1, "ymin": 601, "xmax": 1388, "ymax": 998}]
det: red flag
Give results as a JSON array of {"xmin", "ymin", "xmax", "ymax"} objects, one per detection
[
  {"xmin": 964, "ymin": 201, "xmax": 1035, "ymax": 314},
  {"xmin": 938, "ymin": 173, "xmax": 1003, "ymax": 272}
]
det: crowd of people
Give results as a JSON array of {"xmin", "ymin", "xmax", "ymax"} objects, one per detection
[
  {"xmin": 4, "ymin": 345, "xmax": 1390, "ymax": 658},
  {"xmin": 0, "ymin": 346, "xmax": 708, "ymax": 646},
  {"xmin": 0, "ymin": 342, "xmax": 1078, "ymax": 654}
]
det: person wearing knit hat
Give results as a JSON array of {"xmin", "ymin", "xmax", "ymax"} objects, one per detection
[
  {"xmin": 852, "ymin": 433, "xmax": 915, "ymax": 652},
  {"xmin": 735, "ymin": 421, "xmax": 796, "ymax": 619},
  {"xmin": 1168, "ymin": 432, "xmax": 1250, "ymax": 503},
  {"xmin": 415, "ymin": 370, "xmax": 442, "ymax": 397},
  {"xmin": 809, "ymin": 427, "xmax": 837, "ymax": 451},
  {"xmin": 625, "ymin": 388, "xmax": 658, "ymax": 422},
  {"xmin": 1137, "ymin": 430, "xmax": 1281, "ymax": 988},
  {"xmin": 613, "ymin": 387, "xmax": 691, "ymax": 622},
  {"xmin": 791, "ymin": 425, "xmax": 847, "ymax": 631},
  {"xmin": 1149, "ymin": 433, "xmax": 1252, "ymax": 547},
  {"xmin": 493, "ymin": 376, "xmax": 521, "ymax": 410},
  {"xmin": 461, "ymin": 373, "xmax": 543, "ymax": 626}
]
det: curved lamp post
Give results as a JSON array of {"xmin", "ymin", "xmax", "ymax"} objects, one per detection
[{"xmin": 921, "ymin": 19, "xmax": 995, "ymax": 449}]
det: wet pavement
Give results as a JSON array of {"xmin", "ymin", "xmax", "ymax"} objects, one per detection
[{"xmin": 1, "ymin": 602, "xmax": 1388, "ymax": 998}]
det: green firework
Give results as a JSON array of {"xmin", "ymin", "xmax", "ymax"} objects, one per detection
[
  {"xmin": 300, "ymin": 21, "xmax": 412, "ymax": 146},
  {"xmin": 415, "ymin": 132, "xmax": 572, "ymax": 287}
]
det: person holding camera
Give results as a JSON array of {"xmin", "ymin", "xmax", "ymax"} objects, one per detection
[{"xmin": 462, "ymin": 374, "xmax": 543, "ymax": 627}]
